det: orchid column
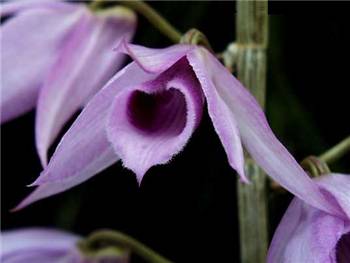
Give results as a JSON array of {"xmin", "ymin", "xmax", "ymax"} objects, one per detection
[{"xmin": 236, "ymin": 1, "xmax": 269, "ymax": 263}]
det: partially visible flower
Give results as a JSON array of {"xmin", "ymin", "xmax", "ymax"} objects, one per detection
[
  {"xmin": 0, "ymin": 228, "xmax": 129, "ymax": 263},
  {"xmin": 0, "ymin": 0, "xmax": 136, "ymax": 166},
  {"xmin": 268, "ymin": 173, "xmax": 350, "ymax": 263},
  {"xmin": 16, "ymin": 42, "xmax": 338, "ymax": 215}
]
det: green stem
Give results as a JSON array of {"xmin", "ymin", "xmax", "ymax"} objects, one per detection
[
  {"xmin": 319, "ymin": 136, "xmax": 350, "ymax": 164},
  {"xmin": 79, "ymin": 230, "xmax": 173, "ymax": 263},
  {"xmin": 285, "ymin": 136, "xmax": 350, "ymax": 179},
  {"xmin": 89, "ymin": 0, "xmax": 101, "ymax": 11},
  {"xmin": 236, "ymin": 1, "xmax": 269, "ymax": 263},
  {"xmin": 90, "ymin": 0, "xmax": 182, "ymax": 43},
  {"xmin": 180, "ymin": 28, "xmax": 213, "ymax": 52}
]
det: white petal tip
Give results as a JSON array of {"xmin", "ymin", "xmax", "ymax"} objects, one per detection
[
  {"xmin": 28, "ymin": 175, "xmax": 45, "ymax": 187},
  {"xmin": 27, "ymin": 182, "xmax": 38, "ymax": 187}
]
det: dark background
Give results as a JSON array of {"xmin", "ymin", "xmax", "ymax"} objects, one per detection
[{"xmin": 2, "ymin": 1, "xmax": 350, "ymax": 262}]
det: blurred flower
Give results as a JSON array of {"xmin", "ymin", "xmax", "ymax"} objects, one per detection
[
  {"xmin": 268, "ymin": 173, "xmax": 350, "ymax": 263},
  {"xmin": 0, "ymin": 0, "xmax": 136, "ymax": 166},
  {"xmin": 1, "ymin": 228, "xmax": 130, "ymax": 263},
  {"xmin": 16, "ymin": 42, "xmax": 338, "ymax": 214}
]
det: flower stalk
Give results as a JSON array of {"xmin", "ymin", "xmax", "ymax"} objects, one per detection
[
  {"xmin": 78, "ymin": 230, "xmax": 173, "ymax": 263},
  {"xmin": 235, "ymin": 1, "xmax": 269, "ymax": 263},
  {"xmin": 300, "ymin": 135, "xmax": 350, "ymax": 177},
  {"xmin": 180, "ymin": 28, "xmax": 213, "ymax": 52},
  {"xmin": 319, "ymin": 135, "xmax": 350, "ymax": 164},
  {"xmin": 91, "ymin": 0, "xmax": 182, "ymax": 43},
  {"xmin": 273, "ymin": 136, "xmax": 350, "ymax": 186}
]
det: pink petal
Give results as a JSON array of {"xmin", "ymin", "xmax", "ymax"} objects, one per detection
[
  {"xmin": 186, "ymin": 49, "xmax": 246, "ymax": 182},
  {"xmin": 115, "ymin": 40, "xmax": 194, "ymax": 73},
  {"xmin": 267, "ymin": 198, "xmax": 348, "ymax": 263},
  {"xmin": 35, "ymin": 6, "xmax": 136, "ymax": 166},
  {"xmin": 0, "ymin": 3, "xmax": 84, "ymax": 123},
  {"xmin": 16, "ymin": 63, "xmax": 155, "ymax": 209},
  {"xmin": 1, "ymin": 228, "xmax": 80, "ymax": 263},
  {"xmin": 187, "ymin": 47, "xmax": 340, "ymax": 215},
  {"xmin": 106, "ymin": 58, "xmax": 204, "ymax": 183}
]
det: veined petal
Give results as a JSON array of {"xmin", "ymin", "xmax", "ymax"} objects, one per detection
[
  {"xmin": 35, "ymin": 6, "xmax": 136, "ymax": 166},
  {"xmin": 106, "ymin": 58, "xmax": 204, "ymax": 183},
  {"xmin": 16, "ymin": 63, "xmax": 155, "ymax": 209},
  {"xmin": 267, "ymin": 198, "xmax": 349, "ymax": 263},
  {"xmin": 1, "ymin": 228, "xmax": 80, "ymax": 263},
  {"xmin": 187, "ymin": 47, "xmax": 340, "ymax": 216},
  {"xmin": 115, "ymin": 40, "xmax": 194, "ymax": 73},
  {"xmin": 0, "ymin": 4, "xmax": 84, "ymax": 123}
]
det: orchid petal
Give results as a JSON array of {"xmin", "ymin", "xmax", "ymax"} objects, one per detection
[
  {"xmin": 1, "ymin": 228, "xmax": 79, "ymax": 263},
  {"xmin": 268, "ymin": 174, "xmax": 350, "ymax": 263},
  {"xmin": 106, "ymin": 58, "xmax": 204, "ymax": 182},
  {"xmin": 16, "ymin": 63, "xmax": 155, "ymax": 209},
  {"xmin": 185, "ymin": 50, "xmax": 246, "ymax": 182},
  {"xmin": 35, "ymin": 7, "xmax": 136, "ymax": 166},
  {"xmin": 0, "ymin": 4, "xmax": 83, "ymax": 123},
  {"xmin": 187, "ymin": 47, "xmax": 340, "ymax": 215},
  {"xmin": 115, "ymin": 40, "xmax": 193, "ymax": 73}
]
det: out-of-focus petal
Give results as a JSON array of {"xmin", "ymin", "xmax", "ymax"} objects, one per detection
[
  {"xmin": 267, "ymin": 198, "xmax": 348, "ymax": 263},
  {"xmin": 115, "ymin": 40, "xmax": 193, "ymax": 73},
  {"xmin": 16, "ymin": 63, "xmax": 155, "ymax": 209},
  {"xmin": 187, "ymin": 47, "xmax": 340, "ymax": 215},
  {"xmin": 35, "ymin": 6, "xmax": 136, "ymax": 166},
  {"xmin": 106, "ymin": 58, "xmax": 204, "ymax": 182},
  {"xmin": 0, "ymin": 4, "xmax": 84, "ymax": 123},
  {"xmin": 1, "ymin": 228, "xmax": 80, "ymax": 263},
  {"xmin": 1, "ymin": 228, "xmax": 131, "ymax": 263}
]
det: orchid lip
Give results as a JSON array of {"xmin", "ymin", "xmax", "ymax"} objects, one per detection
[
  {"xmin": 336, "ymin": 231, "xmax": 350, "ymax": 263},
  {"xmin": 106, "ymin": 58, "xmax": 204, "ymax": 182},
  {"xmin": 127, "ymin": 88, "xmax": 187, "ymax": 136}
]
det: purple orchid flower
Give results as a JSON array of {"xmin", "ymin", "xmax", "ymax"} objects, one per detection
[
  {"xmin": 268, "ymin": 173, "xmax": 350, "ymax": 263},
  {"xmin": 0, "ymin": 0, "xmax": 136, "ymax": 166},
  {"xmin": 1, "ymin": 228, "xmax": 129, "ymax": 263},
  {"xmin": 15, "ymin": 42, "xmax": 339, "ymax": 214}
]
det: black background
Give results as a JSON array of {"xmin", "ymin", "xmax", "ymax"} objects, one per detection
[{"xmin": 2, "ymin": 1, "xmax": 350, "ymax": 262}]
